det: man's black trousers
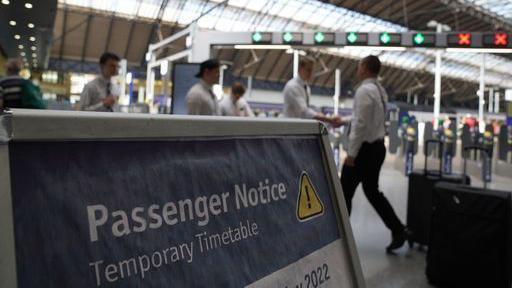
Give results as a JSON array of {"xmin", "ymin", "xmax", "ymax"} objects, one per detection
[{"xmin": 341, "ymin": 140, "xmax": 404, "ymax": 234}]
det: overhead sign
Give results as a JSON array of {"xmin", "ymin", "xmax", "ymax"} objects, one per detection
[
  {"xmin": 380, "ymin": 32, "xmax": 401, "ymax": 45},
  {"xmin": 2, "ymin": 112, "xmax": 363, "ymax": 288},
  {"xmin": 483, "ymin": 33, "xmax": 508, "ymax": 47},
  {"xmin": 282, "ymin": 32, "xmax": 303, "ymax": 44},
  {"xmin": 314, "ymin": 32, "xmax": 335, "ymax": 45},
  {"xmin": 252, "ymin": 32, "xmax": 272, "ymax": 44},
  {"xmin": 346, "ymin": 32, "xmax": 368, "ymax": 45},
  {"xmin": 236, "ymin": 31, "xmax": 512, "ymax": 49},
  {"xmin": 505, "ymin": 89, "xmax": 512, "ymax": 101},
  {"xmin": 447, "ymin": 33, "xmax": 472, "ymax": 47},
  {"xmin": 413, "ymin": 32, "xmax": 436, "ymax": 47}
]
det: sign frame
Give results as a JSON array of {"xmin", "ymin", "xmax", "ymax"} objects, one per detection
[{"xmin": 0, "ymin": 109, "xmax": 365, "ymax": 288}]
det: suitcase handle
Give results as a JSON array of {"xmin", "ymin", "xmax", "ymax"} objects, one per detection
[
  {"xmin": 463, "ymin": 146, "xmax": 491, "ymax": 188},
  {"xmin": 424, "ymin": 139, "xmax": 443, "ymax": 175}
]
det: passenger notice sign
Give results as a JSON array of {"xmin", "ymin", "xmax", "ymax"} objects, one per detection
[{"xmin": 5, "ymin": 134, "xmax": 362, "ymax": 287}]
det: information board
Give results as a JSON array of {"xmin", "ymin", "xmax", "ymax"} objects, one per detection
[
  {"xmin": 171, "ymin": 63, "xmax": 200, "ymax": 115},
  {"xmin": 0, "ymin": 110, "xmax": 364, "ymax": 288}
]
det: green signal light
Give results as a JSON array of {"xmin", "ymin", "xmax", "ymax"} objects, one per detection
[
  {"xmin": 414, "ymin": 33, "xmax": 425, "ymax": 45},
  {"xmin": 314, "ymin": 32, "xmax": 325, "ymax": 43},
  {"xmin": 252, "ymin": 32, "xmax": 263, "ymax": 42},
  {"xmin": 380, "ymin": 32, "xmax": 391, "ymax": 44},
  {"xmin": 347, "ymin": 32, "xmax": 358, "ymax": 44},
  {"xmin": 283, "ymin": 32, "xmax": 293, "ymax": 43}
]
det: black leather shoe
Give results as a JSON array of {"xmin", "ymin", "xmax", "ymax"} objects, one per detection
[{"xmin": 386, "ymin": 228, "xmax": 412, "ymax": 254}]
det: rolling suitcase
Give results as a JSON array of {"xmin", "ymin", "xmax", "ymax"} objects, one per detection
[
  {"xmin": 407, "ymin": 139, "xmax": 470, "ymax": 247},
  {"xmin": 426, "ymin": 146, "xmax": 512, "ymax": 288}
]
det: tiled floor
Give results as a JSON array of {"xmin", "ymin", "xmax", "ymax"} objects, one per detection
[{"xmin": 347, "ymin": 154, "xmax": 512, "ymax": 288}]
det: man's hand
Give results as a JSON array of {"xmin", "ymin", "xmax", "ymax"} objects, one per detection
[
  {"xmin": 344, "ymin": 156, "xmax": 356, "ymax": 167},
  {"xmin": 103, "ymin": 95, "xmax": 115, "ymax": 107},
  {"xmin": 314, "ymin": 114, "xmax": 346, "ymax": 128},
  {"xmin": 329, "ymin": 116, "xmax": 344, "ymax": 128}
]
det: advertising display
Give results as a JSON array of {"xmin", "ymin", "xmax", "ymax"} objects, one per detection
[{"xmin": 0, "ymin": 110, "xmax": 364, "ymax": 288}]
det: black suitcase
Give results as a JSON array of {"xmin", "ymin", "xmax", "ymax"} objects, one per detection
[
  {"xmin": 407, "ymin": 139, "xmax": 470, "ymax": 247},
  {"xmin": 426, "ymin": 146, "xmax": 512, "ymax": 288}
]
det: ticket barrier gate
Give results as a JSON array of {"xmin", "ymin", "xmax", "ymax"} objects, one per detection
[
  {"xmin": 441, "ymin": 128, "xmax": 455, "ymax": 175},
  {"xmin": 463, "ymin": 127, "xmax": 494, "ymax": 182},
  {"xmin": 496, "ymin": 124, "xmax": 512, "ymax": 178},
  {"xmin": 404, "ymin": 124, "xmax": 418, "ymax": 176}
]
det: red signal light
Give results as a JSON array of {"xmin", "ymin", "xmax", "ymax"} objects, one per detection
[
  {"xmin": 458, "ymin": 33, "xmax": 471, "ymax": 46},
  {"xmin": 494, "ymin": 33, "xmax": 508, "ymax": 46}
]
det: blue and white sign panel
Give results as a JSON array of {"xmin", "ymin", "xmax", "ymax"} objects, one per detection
[{"xmin": 8, "ymin": 136, "xmax": 356, "ymax": 287}]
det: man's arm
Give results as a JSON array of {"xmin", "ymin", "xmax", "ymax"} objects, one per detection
[
  {"xmin": 244, "ymin": 101, "xmax": 254, "ymax": 117},
  {"xmin": 219, "ymin": 98, "xmax": 229, "ymax": 116},
  {"xmin": 237, "ymin": 98, "xmax": 254, "ymax": 117},
  {"xmin": 283, "ymin": 85, "xmax": 317, "ymax": 119},
  {"xmin": 186, "ymin": 91, "xmax": 203, "ymax": 115},
  {"xmin": 80, "ymin": 85, "xmax": 106, "ymax": 111}
]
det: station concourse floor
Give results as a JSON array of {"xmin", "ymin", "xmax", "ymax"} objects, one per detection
[{"xmin": 347, "ymin": 153, "xmax": 512, "ymax": 288}]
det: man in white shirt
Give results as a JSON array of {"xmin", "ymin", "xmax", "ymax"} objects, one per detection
[
  {"xmin": 282, "ymin": 58, "xmax": 343, "ymax": 127},
  {"xmin": 186, "ymin": 59, "xmax": 220, "ymax": 116},
  {"xmin": 80, "ymin": 52, "xmax": 120, "ymax": 112},
  {"xmin": 219, "ymin": 82, "xmax": 254, "ymax": 117},
  {"xmin": 341, "ymin": 55, "xmax": 409, "ymax": 253}
]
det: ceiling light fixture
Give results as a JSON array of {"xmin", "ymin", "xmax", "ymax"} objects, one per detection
[
  {"xmin": 32, "ymin": 53, "xmax": 37, "ymax": 57},
  {"xmin": 233, "ymin": 44, "xmax": 292, "ymax": 50},
  {"xmin": 31, "ymin": 46, "xmax": 36, "ymax": 51},
  {"xmin": 342, "ymin": 46, "xmax": 407, "ymax": 52},
  {"xmin": 29, "ymin": 36, "xmax": 35, "ymax": 41},
  {"xmin": 27, "ymin": 23, "xmax": 34, "ymax": 28},
  {"xmin": 20, "ymin": 52, "xmax": 26, "ymax": 56},
  {"xmin": 14, "ymin": 34, "xmax": 20, "ymax": 40},
  {"xmin": 18, "ymin": 45, "xmax": 24, "ymax": 49},
  {"xmin": 446, "ymin": 48, "xmax": 512, "ymax": 53},
  {"xmin": 2, "ymin": 0, "xmax": 10, "ymax": 5},
  {"xmin": 24, "ymin": 2, "xmax": 32, "ymax": 8},
  {"xmin": 9, "ymin": 20, "xmax": 16, "ymax": 26}
]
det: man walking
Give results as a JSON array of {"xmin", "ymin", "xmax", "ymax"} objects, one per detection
[{"xmin": 341, "ymin": 55, "xmax": 409, "ymax": 253}]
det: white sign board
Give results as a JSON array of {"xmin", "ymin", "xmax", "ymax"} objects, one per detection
[{"xmin": 505, "ymin": 89, "xmax": 512, "ymax": 101}]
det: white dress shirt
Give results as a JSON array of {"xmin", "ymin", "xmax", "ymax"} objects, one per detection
[
  {"xmin": 282, "ymin": 76, "xmax": 317, "ymax": 119},
  {"xmin": 348, "ymin": 78, "xmax": 387, "ymax": 158},
  {"xmin": 186, "ymin": 80, "xmax": 219, "ymax": 116},
  {"xmin": 219, "ymin": 95, "xmax": 254, "ymax": 117},
  {"xmin": 80, "ymin": 76, "xmax": 120, "ymax": 112}
]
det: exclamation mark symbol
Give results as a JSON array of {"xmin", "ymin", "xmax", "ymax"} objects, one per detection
[{"xmin": 305, "ymin": 185, "xmax": 312, "ymax": 209}]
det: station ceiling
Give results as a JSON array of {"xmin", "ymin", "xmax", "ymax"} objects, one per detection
[
  {"xmin": 2, "ymin": 0, "xmax": 511, "ymax": 107},
  {"xmin": 322, "ymin": 0, "xmax": 512, "ymax": 33},
  {"xmin": 0, "ymin": 0, "xmax": 57, "ymax": 69}
]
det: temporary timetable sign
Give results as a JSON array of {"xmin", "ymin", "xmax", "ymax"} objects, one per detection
[{"xmin": 0, "ymin": 110, "xmax": 364, "ymax": 288}]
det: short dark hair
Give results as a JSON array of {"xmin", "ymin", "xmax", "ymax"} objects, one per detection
[
  {"xmin": 231, "ymin": 82, "xmax": 246, "ymax": 96},
  {"xmin": 195, "ymin": 59, "xmax": 220, "ymax": 78},
  {"xmin": 99, "ymin": 52, "xmax": 120, "ymax": 65},
  {"xmin": 361, "ymin": 55, "xmax": 381, "ymax": 75},
  {"xmin": 299, "ymin": 57, "xmax": 314, "ymax": 68}
]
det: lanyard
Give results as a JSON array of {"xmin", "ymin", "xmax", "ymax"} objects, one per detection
[{"xmin": 372, "ymin": 81, "xmax": 387, "ymax": 122}]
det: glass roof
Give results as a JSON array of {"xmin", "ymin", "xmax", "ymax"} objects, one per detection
[
  {"xmin": 457, "ymin": 0, "xmax": 512, "ymax": 23},
  {"xmin": 58, "ymin": 0, "xmax": 512, "ymax": 87}
]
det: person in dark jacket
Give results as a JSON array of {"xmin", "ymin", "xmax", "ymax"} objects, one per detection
[{"xmin": 0, "ymin": 58, "xmax": 46, "ymax": 110}]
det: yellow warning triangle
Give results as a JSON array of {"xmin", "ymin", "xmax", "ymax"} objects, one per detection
[{"xmin": 296, "ymin": 171, "xmax": 324, "ymax": 221}]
